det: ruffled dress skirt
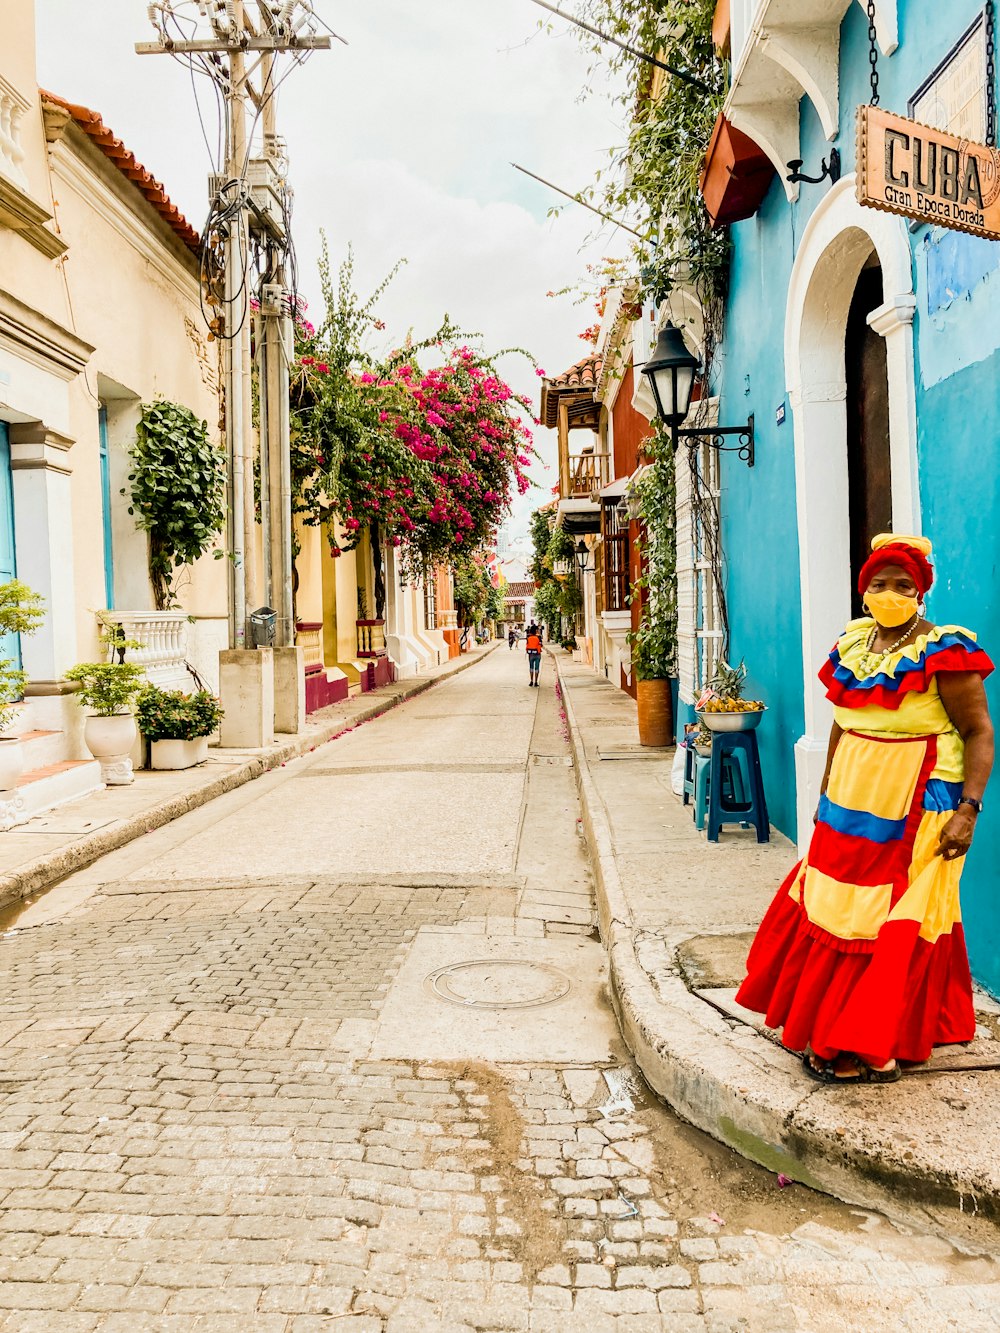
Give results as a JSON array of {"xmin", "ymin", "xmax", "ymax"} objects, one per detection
[{"xmin": 735, "ymin": 729, "xmax": 976, "ymax": 1067}]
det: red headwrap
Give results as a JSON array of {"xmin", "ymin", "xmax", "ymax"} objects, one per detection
[{"xmin": 857, "ymin": 537, "xmax": 934, "ymax": 597}]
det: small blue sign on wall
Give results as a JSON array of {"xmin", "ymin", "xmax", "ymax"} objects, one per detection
[{"xmin": 775, "ymin": 401, "xmax": 786, "ymax": 426}]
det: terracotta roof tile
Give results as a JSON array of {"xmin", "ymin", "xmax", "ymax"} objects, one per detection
[
  {"xmin": 42, "ymin": 91, "xmax": 200, "ymax": 254},
  {"xmin": 550, "ymin": 353, "xmax": 602, "ymax": 391},
  {"xmin": 503, "ymin": 582, "xmax": 536, "ymax": 600},
  {"xmin": 539, "ymin": 353, "xmax": 602, "ymax": 428}
]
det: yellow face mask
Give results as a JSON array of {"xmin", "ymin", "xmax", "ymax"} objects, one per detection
[{"xmin": 865, "ymin": 589, "xmax": 919, "ymax": 628}]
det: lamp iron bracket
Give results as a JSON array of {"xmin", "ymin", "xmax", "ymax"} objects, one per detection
[{"xmin": 675, "ymin": 413, "xmax": 755, "ymax": 468}]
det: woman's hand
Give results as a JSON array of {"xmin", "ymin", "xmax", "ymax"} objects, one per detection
[{"xmin": 937, "ymin": 807, "xmax": 977, "ymax": 860}]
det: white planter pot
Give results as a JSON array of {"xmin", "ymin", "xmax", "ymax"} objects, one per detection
[
  {"xmin": 150, "ymin": 736, "xmax": 209, "ymax": 771},
  {"xmin": 84, "ymin": 712, "xmax": 137, "ymax": 785},
  {"xmin": 0, "ymin": 736, "xmax": 24, "ymax": 792},
  {"xmin": 0, "ymin": 737, "xmax": 25, "ymax": 831}
]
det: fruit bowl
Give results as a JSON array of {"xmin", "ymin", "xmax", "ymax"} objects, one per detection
[{"xmin": 696, "ymin": 706, "xmax": 766, "ymax": 733}]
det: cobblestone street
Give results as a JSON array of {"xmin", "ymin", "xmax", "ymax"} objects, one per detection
[{"xmin": 2, "ymin": 649, "xmax": 1000, "ymax": 1330}]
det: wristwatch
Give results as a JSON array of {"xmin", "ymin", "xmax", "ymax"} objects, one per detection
[{"xmin": 958, "ymin": 796, "xmax": 984, "ymax": 815}]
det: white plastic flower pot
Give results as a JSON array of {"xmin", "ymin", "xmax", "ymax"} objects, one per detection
[
  {"xmin": 84, "ymin": 712, "xmax": 137, "ymax": 785},
  {"xmin": 150, "ymin": 736, "xmax": 209, "ymax": 771},
  {"xmin": 0, "ymin": 736, "xmax": 24, "ymax": 792}
]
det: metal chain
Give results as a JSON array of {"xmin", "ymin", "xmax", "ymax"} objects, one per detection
[
  {"xmin": 987, "ymin": 0, "xmax": 996, "ymax": 146},
  {"xmin": 867, "ymin": 0, "xmax": 880, "ymax": 106}
]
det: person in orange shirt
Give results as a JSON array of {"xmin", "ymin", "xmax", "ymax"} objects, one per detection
[{"xmin": 525, "ymin": 623, "xmax": 543, "ymax": 687}]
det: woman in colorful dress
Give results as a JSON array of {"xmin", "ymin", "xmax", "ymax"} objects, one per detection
[{"xmin": 736, "ymin": 534, "xmax": 994, "ymax": 1084}]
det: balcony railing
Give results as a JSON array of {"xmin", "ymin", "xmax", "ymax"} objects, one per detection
[
  {"xmin": 100, "ymin": 611, "xmax": 192, "ymax": 688},
  {"xmin": 563, "ymin": 451, "xmax": 610, "ymax": 501},
  {"xmin": 356, "ymin": 618, "xmax": 387, "ymax": 658}
]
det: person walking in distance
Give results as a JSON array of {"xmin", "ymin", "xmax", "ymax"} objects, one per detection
[
  {"xmin": 525, "ymin": 622, "xmax": 542, "ymax": 687},
  {"xmin": 508, "ymin": 627, "xmax": 517, "ymax": 650}
]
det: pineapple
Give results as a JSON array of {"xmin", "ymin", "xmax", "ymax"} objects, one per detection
[{"xmin": 699, "ymin": 658, "xmax": 765, "ymax": 714}]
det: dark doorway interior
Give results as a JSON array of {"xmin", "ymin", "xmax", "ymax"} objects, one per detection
[{"xmin": 846, "ymin": 259, "xmax": 892, "ymax": 617}]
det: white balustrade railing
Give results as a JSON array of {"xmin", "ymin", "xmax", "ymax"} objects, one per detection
[
  {"xmin": 100, "ymin": 611, "xmax": 192, "ymax": 689},
  {"xmin": 0, "ymin": 87, "xmax": 27, "ymax": 188}
]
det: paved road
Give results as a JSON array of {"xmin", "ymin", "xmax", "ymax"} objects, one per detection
[{"xmin": 1, "ymin": 647, "xmax": 999, "ymax": 1331}]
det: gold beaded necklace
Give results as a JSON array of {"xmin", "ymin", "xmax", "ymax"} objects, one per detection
[{"xmin": 860, "ymin": 614, "xmax": 920, "ymax": 675}]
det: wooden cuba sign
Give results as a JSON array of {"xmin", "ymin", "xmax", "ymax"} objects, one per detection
[{"xmin": 857, "ymin": 104, "xmax": 1000, "ymax": 240}]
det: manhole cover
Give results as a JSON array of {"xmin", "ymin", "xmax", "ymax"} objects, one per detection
[{"xmin": 426, "ymin": 959, "xmax": 572, "ymax": 1010}]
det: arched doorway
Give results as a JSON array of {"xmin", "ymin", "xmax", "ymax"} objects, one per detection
[
  {"xmin": 846, "ymin": 256, "xmax": 891, "ymax": 615},
  {"xmin": 784, "ymin": 176, "xmax": 919, "ymax": 848}
]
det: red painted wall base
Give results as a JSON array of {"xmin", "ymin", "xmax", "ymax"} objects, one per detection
[
  {"xmin": 304, "ymin": 668, "xmax": 350, "ymax": 714},
  {"xmin": 359, "ymin": 656, "xmax": 396, "ymax": 692}
]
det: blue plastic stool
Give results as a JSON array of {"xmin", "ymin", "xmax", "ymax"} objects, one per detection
[
  {"xmin": 684, "ymin": 744, "xmax": 753, "ymax": 831},
  {"xmin": 706, "ymin": 730, "xmax": 769, "ymax": 843},
  {"xmin": 682, "ymin": 747, "xmax": 712, "ymax": 830}
]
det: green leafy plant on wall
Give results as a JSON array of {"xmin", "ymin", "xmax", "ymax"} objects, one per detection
[
  {"xmin": 125, "ymin": 400, "xmax": 227, "ymax": 611},
  {"xmin": 627, "ymin": 428, "xmax": 678, "ymax": 681}
]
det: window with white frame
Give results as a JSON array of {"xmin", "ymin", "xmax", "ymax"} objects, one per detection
[
  {"xmin": 676, "ymin": 405, "xmax": 724, "ymax": 704},
  {"xmin": 423, "ymin": 574, "xmax": 437, "ymax": 630}
]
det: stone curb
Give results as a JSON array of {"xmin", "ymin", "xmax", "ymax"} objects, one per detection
[
  {"xmin": 552, "ymin": 651, "xmax": 1000, "ymax": 1247},
  {"xmin": 0, "ymin": 643, "xmax": 498, "ymax": 913}
]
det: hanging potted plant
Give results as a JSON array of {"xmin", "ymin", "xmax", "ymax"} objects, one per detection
[
  {"xmin": 629, "ymin": 614, "xmax": 674, "ymax": 748},
  {"xmin": 136, "ymin": 685, "xmax": 224, "ymax": 770},
  {"xmin": 0, "ymin": 660, "xmax": 29, "ymax": 791},
  {"xmin": 64, "ymin": 661, "xmax": 145, "ymax": 784}
]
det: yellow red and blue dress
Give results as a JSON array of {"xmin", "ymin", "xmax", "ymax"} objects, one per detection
[{"xmin": 736, "ymin": 620, "xmax": 993, "ymax": 1066}]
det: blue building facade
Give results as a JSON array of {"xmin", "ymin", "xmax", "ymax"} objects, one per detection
[{"xmin": 711, "ymin": 0, "xmax": 1000, "ymax": 993}]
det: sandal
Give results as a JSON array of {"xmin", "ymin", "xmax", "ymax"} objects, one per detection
[
  {"xmin": 856, "ymin": 1061, "xmax": 902, "ymax": 1084},
  {"xmin": 801, "ymin": 1052, "xmax": 862, "ymax": 1085}
]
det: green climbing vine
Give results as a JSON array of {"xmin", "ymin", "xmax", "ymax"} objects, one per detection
[
  {"xmin": 628, "ymin": 426, "xmax": 678, "ymax": 680},
  {"xmin": 125, "ymin": 400, "xmax": 227, "ymax": 610}
]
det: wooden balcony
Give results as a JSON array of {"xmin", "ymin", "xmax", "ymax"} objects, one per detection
[
  {"xmin": 562, "ymin": 451, "xmax": 610, "ymax": 501},
  {"xmin": 356, "ymin": 619, "xmax": 387, "ymax": 658}
]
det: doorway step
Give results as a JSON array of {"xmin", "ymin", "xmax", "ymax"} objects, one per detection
[{"xmin": 4, "ymin": 707, "xmax": 102, "ymax": 827}]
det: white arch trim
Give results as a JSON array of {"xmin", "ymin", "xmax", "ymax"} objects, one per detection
[{"xmin": 784, "ymin": 174, "xmax": 917, "ymax": 849}]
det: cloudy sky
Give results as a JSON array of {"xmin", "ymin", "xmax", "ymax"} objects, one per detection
[{"xmin": 36, "ymin": 0, "xmax": 630, "ymax": 555}]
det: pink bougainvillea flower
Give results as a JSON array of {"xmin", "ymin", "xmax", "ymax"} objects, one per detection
[
  {"xmin": 301, "ymin": 356, "xmax": 315, "ymax": 366},
  {"xmin": 316, "ymin": 363, "xmax": 329, "ymax": 374}
]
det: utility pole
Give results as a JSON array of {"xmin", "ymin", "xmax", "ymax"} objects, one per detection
[
  {"xmin": 138, "ymin": 1, "xmax": 333, "ymax": 651},
  {"xmin": 259, "ymin": 50, "xmax": 295, "ymax": 647}
]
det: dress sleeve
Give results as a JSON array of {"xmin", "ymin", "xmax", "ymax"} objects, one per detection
[
  {"xmin": 820, "ymin": 625, "xmax": 993, "ymax": 712},
  {"xmin": 921, "ymin": 627, "xmax": 994, "ymax": 682}
]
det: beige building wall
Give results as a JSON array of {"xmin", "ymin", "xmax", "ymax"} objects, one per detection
[
  {"xmin": 46, "ymin": 119, "xmax": 226, "ymax": 677},
  {"xmin": 0, "ymin": 0, "xmax": 230, "ymax": 698}
]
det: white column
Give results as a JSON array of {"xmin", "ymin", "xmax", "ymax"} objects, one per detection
[
  {"xmin": 9, "ymin": 423, "xmax": 77, "ymax": 682},
  {"xmin": 868, "ymin": 295, "xmax": 921, "ymax": 535},
  {"xmin": 382, "ymin": 546, "xmax": 424, "ymax": 678}
]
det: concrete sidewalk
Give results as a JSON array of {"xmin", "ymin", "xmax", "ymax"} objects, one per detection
[
  {"xmin": 553, "ymin": 650, "xmax": 1000, "ymax": 1248},
  {"xmin": 0, "ymin": 642, "xmax": 497, "ymax": 918}
]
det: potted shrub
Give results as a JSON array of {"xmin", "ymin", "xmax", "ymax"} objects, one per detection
[
  {"xmin": 629, "ymin": 616, "xmax": 674, "ymax": 748},
  {"xmin": 0, "ymin": 580, "xmax": 45, "ymax": 786},
  {"xmin": 64, "ymin": 661, "xmax": 145, "ymax": 784},
  {"xmin": 0, "ymin": 659, "xmax": 28, "ymax": 791},
  {"xmin": 136, "ymin": 685, "xmax": 223, "ymax": 770}
]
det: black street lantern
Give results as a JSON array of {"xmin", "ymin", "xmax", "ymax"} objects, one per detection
[
  {"xmin": 641, "ymin": 322, "xmax": 700, "ymax": 426},
  {"xmin": 641, "ymin": 321, "xmax": 755, "ymax": 468},
  {"xmin": 575, "ymin": 539, "xmax": 591, "ymax": 577}
]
